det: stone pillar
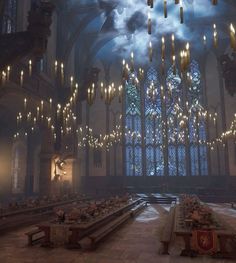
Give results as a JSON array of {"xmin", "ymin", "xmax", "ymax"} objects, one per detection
[
  {"xmin": 103, "ymin": 62, "xmax": 111, "ymax": 177},
  {"xmin": 39, "ymin": 128, "xmax": 54, "ymax": 196},
  {"xmin": 85, "ymin": 103, "xmax": 90, "ymax": 177},
  {"xmin": 140, "ymin": 78, "xmax": 146, "ymax": 177},
  {"xmin": 217, "ymin": 59, "xmax": 230, "ymax": 176},
  {"xmin": 201, "ymin": 59, "xmax": 212, "ymax": 176},
  {"xmin": 39, "ymin": 153, "xmax": 53, "ymax": 196},
  {"xmin": 72, "ymin": 158, "xmax": 79, "ymax": 193}
]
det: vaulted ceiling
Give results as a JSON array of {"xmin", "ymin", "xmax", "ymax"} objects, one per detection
[{"xmin": 54, "ymin": 0, "xmax": 236, "ymax": 66}]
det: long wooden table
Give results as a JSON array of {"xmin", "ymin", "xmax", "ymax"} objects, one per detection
[
  {"xmin": 0, "ymin": 198, "xmax": 90, "ymax": 233},
  {"xmin": 0, "ymin": 197, "xmax": 89, "ymax": 218},
  {"xmin": 174, "ymin": 205, "xmax": 236, "ymax": 258},
  {"xmin": 38, "ymin": 198, "xmax": 142, "ymax": 248}
]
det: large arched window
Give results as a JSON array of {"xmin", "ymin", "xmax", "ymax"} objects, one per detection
[
  {"xmin": 124, "ymin": 61, "xmax": 208, "ymax": 176},
  {"xmin": 125, "ymin": 74, "xmax": 142, "ymax": 176},
  {"xmin": 145, "ymin": 68, "xmax": 164, "ymax": 176},
  {"xmin": 1, "ymin": 0, "xmax": 17, "ymax": 34}
]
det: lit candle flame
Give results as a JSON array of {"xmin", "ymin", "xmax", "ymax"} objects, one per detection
[{"xmin": 230, "ymin": 23, "xmax": 235, "ymax": 34}]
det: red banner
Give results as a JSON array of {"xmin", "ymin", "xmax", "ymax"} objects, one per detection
[{"xmin": 192, "ymin": 230, "xmax": 217, "ymax": 254}]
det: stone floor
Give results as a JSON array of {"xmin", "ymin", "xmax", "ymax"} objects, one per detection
[{"xmin": 0, "ymin": 203, "xmax": 236, "ymax": 263}]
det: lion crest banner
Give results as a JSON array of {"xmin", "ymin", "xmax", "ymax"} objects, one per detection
[{"xmin": 192, "ymin": 230, "xmax": 217, "ymax": 254}]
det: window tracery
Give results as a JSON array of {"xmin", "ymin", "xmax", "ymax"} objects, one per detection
[
  {"xmin": 125, "ymin": 61, "xmax": 208, "ymax": 176},
  {"xmin": 2, "ymin": 0, "xmax": 17, "ymax": 34}
]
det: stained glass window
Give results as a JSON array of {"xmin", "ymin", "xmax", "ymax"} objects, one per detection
[
  {"xmin": 178, "ymin": 146, "xmax": 186, "ymax": 176},
  {"xmin": 2, "ymin": 0, "xmax": 17, "ymax": 34},
  {"xmin": 125, "ymin": 74, "xmax": 142, "ymax": 176},
  {"xmin": 124, "ymin": 61, "xmax": 208, "ymax": 176},
  {"xmin": 168, "ymin": 145, "xmax": 177, "ymax": 176}
]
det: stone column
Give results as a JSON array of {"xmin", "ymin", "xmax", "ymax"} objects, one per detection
[
  {"xmin": 85, "ymin": 103, "xmax": 90, "ymax": 177},
  {"xmin": 122, "ymin": 81, "xmax": 126, "ymax": 177},
  {"xmin": 39, "ymin": 127, "xmax": 54, "ymax": 196},
  {"xmin": 182, "ymin": 74, "xmax": 191, "ymax": 176},
  {"xmin": 39, "ymin": 153, "xmax": 54, "ymax": 196},
  {"xmin": 72, "ymin": 158, "xmax": 79, "ymax": 193},
  {"xmin": 201, "ymin": 59, "xmax": 212, "ymax": 176},
  {"xmin": 140, "ymin": 78, "xmax": 146, "ymax": 177},
  {"xmin": 216, "ymin": 54, "xmax": 229, "ymax": 176},
  {"xmin": 25, "ymin": 135, "xmax": 33, "ymax": 196},
  {"xmin": 103, "ymin": 63, "xmax": 111, "ymax": 177}
]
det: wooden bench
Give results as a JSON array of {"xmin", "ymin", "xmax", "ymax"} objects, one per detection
[
  {"xmin": 160, "ymin": 206, "xmax": 175, "ymax": 255},
  {"xmin": 130, "ymin": 201, "xmax": 147, "ymax": 217},
  {"xmin": 79, "ymin": 211, "xmax": 131, "ymax": 250},
  {"xmin": 25, "ymin": 228, "xmax": 45, "ymax": 246},
  {"xmin": 67, "ymin": 199, "xmax": 142, "ymax": 248}
]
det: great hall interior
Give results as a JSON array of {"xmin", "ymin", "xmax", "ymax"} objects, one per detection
[{"xmin": 1, "ymin": 0, "xmax": 236, "ymax": 262}]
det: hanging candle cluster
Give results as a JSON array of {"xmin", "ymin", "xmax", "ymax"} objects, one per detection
[
  {"xmin": 86, "ymin": 81, "xmax": 123, "ymax": 106},
  {"xmin": 62, "ymin": 87, "xmax": 79, "ymax": 134},
  {"xmin": 142, "ymin": 19, "xmax": 236, "ymax": 79},
  {"xmin": 147, "ymin": 80, "xmax": 158, "ymax": 101},
  {"xmin": 124, "ymin": 93, "xmax": 236, "ymax": 151},
  {"xmin": 207, "ymin": 113, "xmax": 236, "ymax": 150},
  {"xmin": 143, "ymin": 34, "xmax": 199, "ymax": 77},
  {"xmin": 14, "ymin": 70, "xmax": 80, "ymax": 145},
  {"xmin": 12, "ymin": 79, "xmax": 236, "ymax": 153},
  {"xmin": 15, "ymin": 97, "xmax": 54, "ymax": 140},
  {"xmin": 121, "ymin": 54, "xmax": 143, "ymax": 88},
  {"xmin": 101, "ymin": 82, "xmax": 116, "ymax": 105},
  {"xmin": 87, "ymin": 83, "xmax": 95, "ymax": 105},
  {"xmin": 121, "ymin": 45, "xmax": 236, "ymax": 152},
  {"xmin": 146, "ymin": 0, "xmax": 218, "ymax": 34},
  {"xmin": 179, "ymin": 43, "xmax": 191, "ymax": 73},
  {"xmin": 213, "ymin": 24, "xmax": 218, "ymax": 48},
  {"xmin": 77, "ymin": 121, "xmax": 123, "ymax": 150}
]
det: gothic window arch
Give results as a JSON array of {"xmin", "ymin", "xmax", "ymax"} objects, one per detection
[
  {"xmin": 188, "ymin": 60, "xmax": 208, "ymax": 176},
  {"xmin": 145, "ymin": 67, "xmax": 163, "ymax": 176},
  {"xmin": 124, "ymin": 60, "xmax": 208, "ymax": 176},
  {"xmin": 125, "ymin": 74, "xmax": 142, "ymax": 176},
  {"xmin": 2, "ymin": 0, "xmax": 17, "ymax": 34}
]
